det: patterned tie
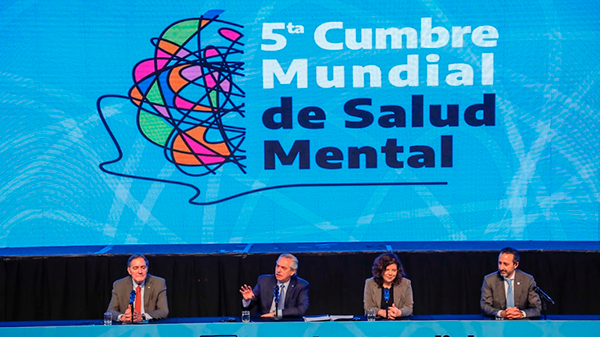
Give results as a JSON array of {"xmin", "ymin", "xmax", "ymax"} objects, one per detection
[
  {"xmin": 506, "ymin": 279, "xmax": 514, "ymax": 308},
  {"xmin": 135, "ymin": 285, "xmax": 142, "ymax": 314}
]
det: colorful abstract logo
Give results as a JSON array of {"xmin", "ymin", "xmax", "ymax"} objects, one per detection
[
  {"xmin": 97, "ymin": 10, "xmax": 246, "ymax": 203},
  {"xmin": 129, "ymin": 9, "xmax": 245, "ymax": 175}
]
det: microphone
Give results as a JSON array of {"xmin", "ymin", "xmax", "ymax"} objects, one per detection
[
  {"xmin": 273, "ymin": 285, "xmax": 281, "ymax": 317},
  {"xmin": 129, "ymin": 290, "xmax": 136, "ymax": 323},
  {"xmin": 533, "ymin": 286, "xmax": 555, "ymax": 305},
  {"xmin": 383, "ymin": 288, "xmax": 390, "ymax": 319},
  {"xmin": 129, "ymin": 290, "xmax": 136, "ymax": 305}
]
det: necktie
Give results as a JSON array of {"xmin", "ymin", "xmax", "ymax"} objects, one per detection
[
  {"xmin": 506, "ymin": 279, "xmax": 514, "ymax": 308},
  {"xmin": 135, "ymin": 285, "xmax": 142, "ymax": 314},
  {"xmin": 278, "ymin": 284, "xmax": 286, "ymax": 312}
]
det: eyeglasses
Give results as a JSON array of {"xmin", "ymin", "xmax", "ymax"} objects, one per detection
[{"xmin": 130, "ymin": 265, "xmax": 147, "ymax": 271}]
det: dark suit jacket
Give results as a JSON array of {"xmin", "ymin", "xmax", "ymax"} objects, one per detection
[
  {"xmin": 480, "ymin": 269, "xmax": 541, "ymax": 318},
  {"xmin": 247, "ymin": 274, "xmax": 309, "ymax": 317},
  {"xmin": 106, "ymin": 274, "xmax": 169, "ymax": 320}
]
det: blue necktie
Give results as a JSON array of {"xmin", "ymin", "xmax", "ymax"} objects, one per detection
[
  {"xmin": 506, "ymin": 279, "xmax": 514, "ymax": 308},
  {"xmin": 278, "ymin": 284, "xmax": 286, "ymax": 311}
]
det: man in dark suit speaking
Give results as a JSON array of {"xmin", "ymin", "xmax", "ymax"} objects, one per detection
[
  {"xmin": 240, "ymin": 253, "xmax": 309, "ymax": 318},
  {"xmin": 480, "ymin": 247, "xmax": 541, "ymax": 319},
  {"xmin": 106, "ymin": 254, "xmax": 169, "ymax": 322}
]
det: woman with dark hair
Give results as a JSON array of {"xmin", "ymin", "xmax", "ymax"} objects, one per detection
[{"xmin": 363, "ymin": 252, "xmax": 413, "ymax": 319}]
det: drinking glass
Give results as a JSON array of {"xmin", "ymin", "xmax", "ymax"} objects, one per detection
[
  {"xmin": 103, "ymin": 312, "xmax": 112, "ymax": 326},
  {"xmin": 241, "ymin": 310, "xmax": 250, "ymax": 323},
  {"xmin": 367, "ymin": 308, "xmax": 377, "ymax": 321}
]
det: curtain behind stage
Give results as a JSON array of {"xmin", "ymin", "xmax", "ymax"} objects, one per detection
[{"xmin": 1, "ymin": 251, "xmax": 599, "ymax": 321}]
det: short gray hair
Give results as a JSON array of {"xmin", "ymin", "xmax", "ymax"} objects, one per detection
[{"xmin": 278, "ymin": 253, "xmax": 299, "ymax": 270}]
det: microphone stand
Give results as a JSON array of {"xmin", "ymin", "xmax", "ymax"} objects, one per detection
[
  {"xmin": 274, "ymin": 285, "xmax": 280, "ymax": 320},
  {"xmin": 129, "ymin": 290, "xmax": 136, "ymax": 324},
  {"xmin": 383, "ymin": 288, "xmax": 390, "ymax": 320},
  {"xmin": 534, "ymin": 286, "xmax": 554, "ymax": 321},
  {"xmin": 541, "ymin": 296, "xmax": 547, "ymax": 320}
]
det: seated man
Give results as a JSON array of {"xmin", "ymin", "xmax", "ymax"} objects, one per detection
[
  {"xmin": 106, "ymin": 254, "xmax": 169, "ymax": 322},
  {"xmin": 240, "ymin": 253, "xmax": 309, "ymax": 317},
  {"xmin": 480, "ymin": 247, "xmax": 541, "ymax": 319}
]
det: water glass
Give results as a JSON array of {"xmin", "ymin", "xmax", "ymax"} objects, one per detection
[
  {"xmin": 366, "ymin": 308, "xmax": 377, "ymax": 321},
  {"xmin": 241, "ymin": 310, "xmax": 251, "ymax": 322},
  {"xmin": 103, "ymin": 312, "xmax": 112, "ymax": 325}
]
